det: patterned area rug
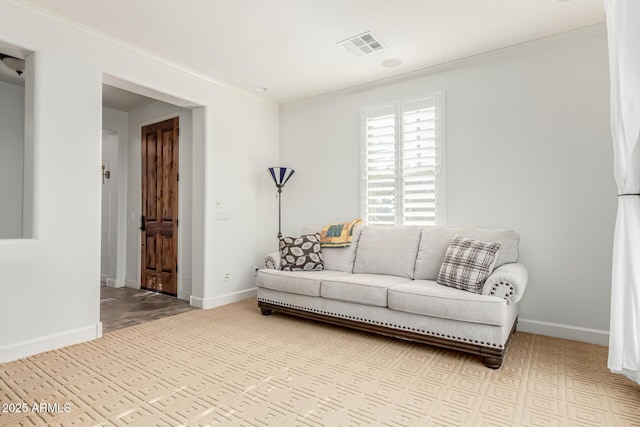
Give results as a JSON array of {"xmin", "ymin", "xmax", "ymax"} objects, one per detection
[{"xmin": 1, "ymin": 299, "xmax": 639, "ymax": 426}]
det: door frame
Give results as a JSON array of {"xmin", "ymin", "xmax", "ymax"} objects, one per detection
[
  {"xmin": 136, "ymin": 110, "xmax": 192, "ymax": 301},
  {"xmin": 102, "ymin": 74, "xmax": 201, "ymax": 305}
]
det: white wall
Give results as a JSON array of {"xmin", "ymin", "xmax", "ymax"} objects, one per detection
[
  {"xmin": 280, "ymin": 28, "xmax": 616, "ymax": 343},
  {"xmin": 0, "ymin": 80, "xmax": 24, "ymax": 239},
  {"xmin": 101, "ymin": 131, "xmax": 119, "ymax": 284},
  {"xmin": 102, "ymin": 107, "xmax": 128, "ymax": 288},
  {"xmin": 0, "ymin": 1, "xmax": 279, "ymax": 362}
]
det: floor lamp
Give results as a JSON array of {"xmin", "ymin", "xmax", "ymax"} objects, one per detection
[{"xmin": 268, "ymin": 167, "xmax": 295, "ymax": 239}]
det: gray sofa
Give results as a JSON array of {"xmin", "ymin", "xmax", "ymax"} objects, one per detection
[{"xmin": 256, "ymin": 225, "xmax": 528, "ymax": 368}]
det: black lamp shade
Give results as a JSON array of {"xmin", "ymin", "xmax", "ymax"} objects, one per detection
[{"xmin": 268, "ymin": 167, "xmax": 295, "ymax": 188}]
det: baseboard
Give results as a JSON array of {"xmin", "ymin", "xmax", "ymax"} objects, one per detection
[
  {"xmin": 100, "ymin": 274, "xmax": 108, "ymax": 283},
  {"xmin": 125, "ymin": 279, "xmax": 139, "ymax": 289},
  {"xmin": 0, "ymin": 323, "xmax": 101, "ymax": 363},
  {"xmin": 106, "ymin": 278, "xmax": 124, "ymax": 288},
  {"xmin": 191, "ymin": 287, "xmax": 257, "ymax": 310},
  {"xmin": 518, "ymin": 318, "xmax": 609, "ymax": 346}
]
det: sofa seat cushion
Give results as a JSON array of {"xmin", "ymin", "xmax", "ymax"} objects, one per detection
[
  {"xmin": 321, "ymin": 274, "xmax": 412, "ymax": 307},
  {"xmin": 257, "ymin": 269, "xmax": 351, "ymax": 297},
  {"xmin": 388, "ymin": 280, "xmax": 508, "ymax": 326}
]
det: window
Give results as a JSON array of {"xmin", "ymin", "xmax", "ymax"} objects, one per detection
[{"xmin": 361, "ymin": 93, "xmax": 445, "ymax": 226}]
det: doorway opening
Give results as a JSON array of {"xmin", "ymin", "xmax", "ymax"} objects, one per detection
[{"xmin": 100, "ymin": 76, "xmax": 201, "ymax": 332}]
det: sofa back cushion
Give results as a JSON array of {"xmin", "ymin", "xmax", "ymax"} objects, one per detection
[
  {"xmin": 414, "ymin": 227, "xmax": 519, "ymax": 280},
  {"xmin": 353, "ymin": 226, "xmax": 422, "ymax": 279},
  {"xmin": 302, "ymin": 223, "xmax": 363, "ymax": 272}
]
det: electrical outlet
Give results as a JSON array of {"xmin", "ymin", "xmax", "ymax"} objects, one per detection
[{"xmin": 224, "ymin": 272, "xmax": 231, "ymax": 281}]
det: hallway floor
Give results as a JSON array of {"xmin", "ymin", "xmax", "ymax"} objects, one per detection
[{"xmin": 100, "ymin": 286, "xmax": 197, "ymax": 333}]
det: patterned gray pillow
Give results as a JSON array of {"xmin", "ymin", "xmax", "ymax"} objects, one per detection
[
  {"xmin": 437, "ymin": 235, "xmax": 501, "ymax": 294},
  {"xmin": 280, "ymin": 233, "xmax": 324, "ymax": 271}
]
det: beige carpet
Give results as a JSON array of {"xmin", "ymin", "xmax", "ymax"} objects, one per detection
[{"xmin": 1, "ymin": 299, "xmax": 639, "ymax": 426}]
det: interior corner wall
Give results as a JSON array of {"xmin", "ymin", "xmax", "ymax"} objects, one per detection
[
  {"xmin": 0, "ymin": 1, "xmax": 279, "ymax": 362},
  {"xmin": 0, "ymin": 80, "xmax": 25, "ymax": 239},
  {"xmin": 100, "ymin": 131, "xmax": 119, "ymax": 282},
  {"xmin": 102, "ymin": 107, "xmax": 128, "ymax": 288},
  {"xmin": 279, "ymin": 29, "xmax": 616, "ymax": 341}
]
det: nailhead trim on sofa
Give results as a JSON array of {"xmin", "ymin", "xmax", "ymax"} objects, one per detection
[
  {"xmin": 490, "ymin": 281, "xmax": 515, "ymax": 300},
  {"xmin": 257, "ymin": 297, "xmax": 504, "ymax": 349}
]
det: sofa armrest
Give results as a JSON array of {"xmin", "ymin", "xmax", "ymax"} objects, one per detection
[
  {"xmin": 482, "ymin": 262, "xmax": 528, "ymax": 304},
  {"xmin": 264, "ymin": 252, "xmax": 281, "ymax": 270}
]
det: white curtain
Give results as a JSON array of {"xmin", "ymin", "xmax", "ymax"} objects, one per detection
[{"xmin": 606, "ymin": 0, "xmax": 640, "ymax": 385}]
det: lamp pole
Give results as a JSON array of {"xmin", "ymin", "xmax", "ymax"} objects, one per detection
[
  {"xmin": 277, "ymin": 186, "xmax": 283, "ymax": 239},
  {"xmin": 268, "ymin": 166, "xmax": 295, "ymax": 240}
]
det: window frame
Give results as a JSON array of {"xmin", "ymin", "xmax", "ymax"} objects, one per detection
[{"xmin": 359, "ymin": 91, "xmax": 446, "ymax": 227}]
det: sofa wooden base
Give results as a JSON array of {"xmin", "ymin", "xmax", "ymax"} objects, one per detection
[{"xmin": 258, "ymin": 301, "xmax": 516, "ymax": 369}]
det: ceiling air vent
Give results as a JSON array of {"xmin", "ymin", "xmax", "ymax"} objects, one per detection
[{"xmin": 337, "ymin": 31, "xmax": 385, "ymax": 57}]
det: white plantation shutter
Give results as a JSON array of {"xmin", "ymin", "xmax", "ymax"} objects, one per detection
[
  {"xmin": 402, "ymin": 97, "xmax": 438, "ymax": 225},
  {"xmin": 364, "ymin": 105, "xmax": 396, "ymax": 226},
  {"xmin": 362, "ymin": 94, "xmax": 444, "ymax": 226}
]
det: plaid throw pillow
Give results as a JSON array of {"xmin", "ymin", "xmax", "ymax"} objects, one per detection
[
  {"xmin": 437, "ymin": 235, "xmax": 501, "ymax": 294},
  {"xmin": 280, "ymin": 233, "xmax": 324, "ymax": 271}
]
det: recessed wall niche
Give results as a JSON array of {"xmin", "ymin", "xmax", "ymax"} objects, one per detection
[{"xmin": 0, "ymin": 42, "xmax": 32, "ymax": 239}]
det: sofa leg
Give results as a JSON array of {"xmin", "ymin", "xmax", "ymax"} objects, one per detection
[
  {"xmin": 260, "ymin": 307, "xmax": 272, "ymax": 316},
  {"xmin": 482, "ymin": 356, "xmax": 503, "ymax": 369}
]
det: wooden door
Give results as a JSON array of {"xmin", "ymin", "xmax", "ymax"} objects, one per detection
[{"xmin": 141, "ymin": 117, "xmax": 179, "ymax": 296}]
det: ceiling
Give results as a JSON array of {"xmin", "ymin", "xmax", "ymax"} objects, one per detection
[
  {"xmin": 18, "ymin": 0, "xmax": 605, "ymax": 105},
  {"xmin": 102, "ymin": 85, "xmax": 160, "ymax": 112}
]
